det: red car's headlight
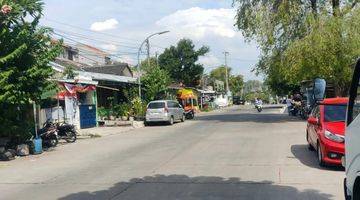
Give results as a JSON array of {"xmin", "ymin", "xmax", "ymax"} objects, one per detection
[{"xmin": 324, "ymin": 130, "xmax": 344, "ymax": 143}]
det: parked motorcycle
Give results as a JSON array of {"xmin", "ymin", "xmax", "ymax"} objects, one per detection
[
  {"xmin": 38, "ymin": 121, "xmax": 58, "ymax": 148},
  {"xmin": 290, "ymin": 101, "xmax": 301, "ymax": 116},
  {"xmin": 55, "ymin": 122, "xmax": 77, "ymax": 143}
]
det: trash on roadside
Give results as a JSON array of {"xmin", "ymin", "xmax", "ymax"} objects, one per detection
[{"xmin": 16, "ymin": 144, "xmax": 29, "ymax": 156}]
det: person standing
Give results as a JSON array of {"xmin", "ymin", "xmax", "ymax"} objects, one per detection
[{"xmin": 286, "ymin": 95, "xmax": 293, "ymax": 115}]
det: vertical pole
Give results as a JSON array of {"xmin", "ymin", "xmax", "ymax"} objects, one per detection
[
  {"xmin": 155, "ymin": 51, "xmax": 159, "ymax": 67},
  {"xmin": 57, "ymin": 93, "xmax": 60, "ymax": 122},
  {"xmin": 137, "ymin": 48, "xmax": 142, "ymax": 99},
  {"xmin": 223, "ymin": 51, "xmax": 229, "ymax": 94},
  {"xmin": 33, "ymin": 101, "xmax": 38, "ymax": 138},
  {"xmin": 146, "ymin": 39, "xmax": 150, "ymax": 67}
]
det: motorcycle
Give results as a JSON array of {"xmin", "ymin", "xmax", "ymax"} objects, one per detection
[
  {"xmin": 38, "ymin": 121, "xmax": 58, "ymax": 148},
  {"xmin": 55, "ymin": 122, "xmax": 77, "ymax": 143},
  {"xmin": 289, "ymin": 101, "xmax": 301, "ymax": 116},
  {"xmin": 255, "ymin": 103, "xmax": 263, "ymax": 112}
]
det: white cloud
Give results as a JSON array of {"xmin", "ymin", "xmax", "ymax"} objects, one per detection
[
  {"xmin": 100, "ymin": 44, "xmax": 118, "ymax": 52},
  {"xmin": 90, "ymin": 18, "xmax": 119, "ymax": 32},
  {"xmin": 197, "ymin": 54, "xmax": 221, "ymax": 68},
  {"xmin": 156, "ymin": 7, "xmax": 237, "ymax": 39}
]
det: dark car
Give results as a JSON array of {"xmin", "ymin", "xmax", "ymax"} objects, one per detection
[{"xmin": 233, "ymin": 96, "xmax": 245, "ymax": 105}]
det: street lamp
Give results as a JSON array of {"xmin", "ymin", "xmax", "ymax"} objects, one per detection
[{"xmin": 137, "ymin": 31, "xmax": 170, "ymax": 99}]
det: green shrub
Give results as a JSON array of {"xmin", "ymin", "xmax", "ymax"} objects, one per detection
[
  {"xmin": 97, "ymin": 107, "xmax": 110, "ymax": 119},
  {"xmin": 113, "ymin": 103, "xmax": 132, "ymax": 118},
  {"xmin": 131, "ymin": 97, "xmax": 146, "ymax": 118}
]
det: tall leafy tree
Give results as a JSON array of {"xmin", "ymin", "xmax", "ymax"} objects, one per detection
[
  {"xmin": 158, "ymin": 39, "xmax": 209, "ymax": 87},
  {"xmin": 0, "ymin": 0, "xmax": 60, "ymax": 104},
  {"xmin": 142, "ymin": 66, "xmax": 170, "ymax": 102},
  {"xmin": 229, "ymin": 75, "xmax": 244, "ymax": 96},
  {"xmin": 234, "ymin": 0, "xmax": 360, "ymax": 95},
  {"xmin": 209, "ymin": 66, "xmax": 244, "ymax": 95},
  {"xmin": 209, "ymin": 66, "xmax": 232, "ymax": 83},
  {"xmin": 0, "ymin": 0, "xmax": 61, "ymax": 138}
]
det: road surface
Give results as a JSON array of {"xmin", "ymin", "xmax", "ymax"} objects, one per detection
[{"xmin": 0, "ymin": 106, "xmax": 344, "ymax": 200}]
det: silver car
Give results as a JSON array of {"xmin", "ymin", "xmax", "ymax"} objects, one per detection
[{"xmin": 145, "ymin": 100, "xmax": 185, "ymax": 125}]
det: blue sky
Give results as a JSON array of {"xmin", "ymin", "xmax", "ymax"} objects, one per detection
[{"xmin": 41, "ymin": 0, "xmax": 261, "ymax": 80}]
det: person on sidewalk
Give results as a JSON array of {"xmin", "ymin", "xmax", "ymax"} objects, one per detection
[{"xmin": 286, "ymin": 95, "xmax": 293, "ymax": 115}]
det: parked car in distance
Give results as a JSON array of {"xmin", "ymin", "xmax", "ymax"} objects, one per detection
[
  {"xmin": 233, "ymin": 96, "xmax": 245, "ymax": 105},
  {"xmin": 145, "ymin": 100, "xmax": 185, "ymax": 125},
  {"xmin": 306, "ymin": 97, "xmax": 348, "ymax": 166}
]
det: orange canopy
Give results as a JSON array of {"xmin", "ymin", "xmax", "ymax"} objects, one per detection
[{"xmin": 177, "ymin": 89, "xmax": 197, "ymax": 99}]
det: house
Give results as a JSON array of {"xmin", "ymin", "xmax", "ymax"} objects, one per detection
[
  {"xmin": 40, "ymin": 42, "xmax": 137, "ymax": 129},
  {"xmin": 58, "ymin": 43, "xmax": 112, "ymax": 67}
]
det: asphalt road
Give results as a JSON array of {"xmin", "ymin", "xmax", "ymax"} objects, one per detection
[{"xmin": 0, "ymin": 106, "xmax": 344, "ymax": 200}]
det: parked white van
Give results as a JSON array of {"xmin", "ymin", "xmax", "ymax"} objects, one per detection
[
  {"xmin": 344, "ymin": 59, "xmax": 360, "ymax": 200},
  {"xmin": 145, "ymin": 100, "xmax": 185, "ymax": 125}
]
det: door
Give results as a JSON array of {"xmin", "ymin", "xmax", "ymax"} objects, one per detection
[
  {"xmin": 169, "ymin": 101, "xmax": 180, "ymax": 120},
  {"xmin": 177, "ymin": 102, "xmax": 184, "ymax": 119},
  {"xmin": 308, "ymin": 105, "xmax": 320, "ymax": 147},
  {"xmin": 79, "ymin": 104, "xmax": 97, "ymax": 129},
  {"xmin": 345, "ymin": 60, "xmax": 360, "ymax": 189}
]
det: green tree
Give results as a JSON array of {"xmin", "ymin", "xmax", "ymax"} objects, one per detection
[
  {"xmin": 142, "ymin": 66, "xmax": 171, "ymax": 102},
  {"xmin": 140, "ymin": 57, "xmax": 158, "ymax": 73},
  {"xmin": 0, "ymin": 0, "xmax": 60, "ymax": 104},
  {"xmin": 62, "ymin": 65, "xmax": 77, "ymax": 79},
  {"xmin": 229, "ymin": 75, "xmax": 244, "ymax": 96},
  {"xmin": 0, "ymin": 0, "xmax": 61, "ymax": 138},
  {"xmin": 158, "ymin": 39, "xmax": 209, "ymax": 87},
  {"xmin": 209, "ymin": 66, "xmax": 232, "ymax": 83},
  {"xmin": 234, "ymin": 0, "xmax": 360, "ymax": 95}
]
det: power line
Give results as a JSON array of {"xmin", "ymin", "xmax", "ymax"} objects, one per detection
[
  {"xmin": 53, "ymin": 28, "xmax": 140, "ymax": 50},
  {"xmin": 201, "ymin": 55, "xmax": 258, "ymax": 62},
  {"xmin": 52, "ymin": 32, "xmax": 127, "ymax": 60},
  {"xmin": 44, "ymin": 18, "xmax": 167, "ymax": 50},
  {"xmin": 44, "ymin": 18, "xmax": 140, "ymax": 44}
]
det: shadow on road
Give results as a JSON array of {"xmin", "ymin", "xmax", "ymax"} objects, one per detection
[
  {"xmin": 291, "ymin": 144, "xmax": 344, "ymax": 171},
  {"xmin": 58, "ymin": 174, "xmax": 332, "ymax": 200},
  {"xmin": 195, "ymin": 113, "xmax": 303, "ymax": 124}
]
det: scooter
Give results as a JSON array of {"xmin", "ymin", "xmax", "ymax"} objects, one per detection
[
  {"xmin": 255, "ymin": 104, "xmax": 263, "ymax": 112},
  {"xmin": 55, "ymin": 122, "xmax": 77, "ymax": 143},
  {"xmin": 38, "ymin": 121, "xmax": 58, "ymax": 148}
]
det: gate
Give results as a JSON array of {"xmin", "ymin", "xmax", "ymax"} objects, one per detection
[{"xmin": 79, "ymin": 104, "xmax": 96, "ymax": 129}]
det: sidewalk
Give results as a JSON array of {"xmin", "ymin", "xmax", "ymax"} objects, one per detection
[{"xmin": 78, "ymin": 121, "xmax": 144, "ymax": 138}]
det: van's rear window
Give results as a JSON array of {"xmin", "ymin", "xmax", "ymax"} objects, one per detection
[{"xmin": 148, "ymin": 102, "xmax": 165, "ymax": 109}]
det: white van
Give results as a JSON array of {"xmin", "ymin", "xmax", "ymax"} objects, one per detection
[{"xmin": 344, "ymin": 59, "xmax": 360, "ymax": 200}]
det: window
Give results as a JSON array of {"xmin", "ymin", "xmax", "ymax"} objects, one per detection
[
  {"xmin": 167, "ymin": 101, "xmax": 177, "ymax": 108},
  {"xmin": 324, "ymin": 105, "xmax": 347, "ymax": 122},
  {"xmin": 148, "ymin": 102, "xmax": 165, "ymax": 109},
  {"xmin": 352, "ymin": 86, "xmax": 360, "ymax": 121},
  {"xmin": 348, "ymin": 73, "xmax": 360, "ymax": 125}
]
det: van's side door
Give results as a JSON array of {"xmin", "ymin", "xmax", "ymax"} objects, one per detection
[
  {"xmin": 168, "ymin": 101, "xmax": 178, "ymax": 120},
  {"xmin": 345, "ymin": 62, "xmax": 360, "ymax": 190}
]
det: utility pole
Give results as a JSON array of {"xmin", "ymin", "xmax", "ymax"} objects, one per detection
[
  {"xmin": 155, "ymin": 51, "xmax": 159, "ymax": 67},
  {"xmin": 137, "ymin": 31, "xmax": 170, "ymax": 100},
  {"xmin": 223, "ymin": 51, "xmax": 230, "ymax": 94},
  {"xmin": 146, "ymin": 39, "xmax": 150, "ymax": 67}
]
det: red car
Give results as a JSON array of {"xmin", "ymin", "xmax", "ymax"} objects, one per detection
[{"xmin": 306, "ymin": 97, "xmax": 348, "ymax": 166}]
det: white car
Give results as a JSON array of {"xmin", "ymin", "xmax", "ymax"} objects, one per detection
[
  {"xmin": 344, "ymin": 59, "xmax": 360, "ymax": 200},
  {"xmin": 145, "ymin": 100, "xmax": 185, "ymax": 125}
]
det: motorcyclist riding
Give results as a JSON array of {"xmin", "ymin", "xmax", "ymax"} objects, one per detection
[{"xmin": 255, "ymin": 98, "xmax": 263, "ymax": 112}]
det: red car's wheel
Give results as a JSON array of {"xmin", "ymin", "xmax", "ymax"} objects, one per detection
[
  {"xmin": 306, "ymin": 131, "xmax": 315, "ymax": 151},
  {"xmin": 317, "ymin": 143, "xmax": 326, "ymax": 167}
]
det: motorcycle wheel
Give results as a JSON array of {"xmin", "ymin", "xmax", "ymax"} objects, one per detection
[
  {"xmin": 65, "ymin": 131, "xmax": 77, "ymax": 143},
  {"xmin": 48, "ymin": 135, "xmax": 58, "ymax": 147}
]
